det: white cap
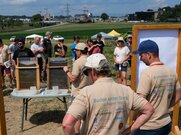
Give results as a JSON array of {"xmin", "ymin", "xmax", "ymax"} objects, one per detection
[
  {"xmin": 58, "ymin": 37, "xmax": 64, "ymax": 41},
  {"xmin": 127, "ymin": 34, "xmax": 132, "ymax": 38},
  {"xmin": 85, "ymin": 53, "xmax": 107, "ymax": 69},
  {"xmin": 75, "ymin": 43, "xmax": 87, "ymax": 50},
  {"xmin": 116, "ymin": 37, "xmax": 125, "ymax": 42},
  {"xmin": 45, "ymin": 31, "xmax": 52, "ymax": 36}
]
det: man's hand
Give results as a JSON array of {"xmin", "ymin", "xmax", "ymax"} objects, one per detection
[
  {"xmin": 63, "ymin": 66, "xmax": 69, "ymax": 73},
  {"xmin": 122, "ymin": 126, "xmax": 131, "ymax": 135}
]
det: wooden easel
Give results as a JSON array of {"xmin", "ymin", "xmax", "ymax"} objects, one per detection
[{"xmin": 0, "ymin": 70, "xmax": 7, "ymax": 135}]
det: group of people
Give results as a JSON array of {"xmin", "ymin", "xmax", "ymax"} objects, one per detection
[
  {"xmin": 62, "ymin": 39, "xmax": 181, "ymax": 135},
  {"xmin": 0, "ymin": 31, "xmax": 69, "ymax": 88},
  {"xmin": 0, "ymin": 31, "xmax": 181, "ymax": 135},
  {"xmin": 0, "ymin": 30, "xmax": 133, "ymax": 89}
]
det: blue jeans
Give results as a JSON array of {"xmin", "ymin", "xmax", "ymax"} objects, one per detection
[{"xmin": 132, "ymin": 122, "xmax": 172, "ymax": 135}]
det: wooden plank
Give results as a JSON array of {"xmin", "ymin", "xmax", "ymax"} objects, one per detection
[
  {"xmin": 0, "ymin": 71, "xmax": 7, "ymax": 135},
  {"xmin": 172, "ymin": 28, "xmax": 181, "ymax": 133},
  {"xmin": 132, "ymin": 24, "xmax": 181, "ymax": 30},
  {"xmin": 129, "ymin": 27, "xmax": 139, "ymax": 125},
  {"xmin": 131, "ymin": 26, "xmax": 139, "ymax": 91},
  {"xmin": 174, "ymin": 126, "xmax": 181, "ymax": 135}
]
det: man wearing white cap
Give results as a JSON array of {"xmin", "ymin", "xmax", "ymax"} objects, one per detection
[
  {"xmin": 62, "ymin": 53, "xmax": 154, "ymax": 135},
  {"xmin": 63, "ymin": 42, "xmax": 93, "ymax": 135},
  {"xmin": 54, "ymin": 37, "xmax": 67, "ymax": 57},
  {"xmin": 114, "ymin": 37, "xmax": 130, "ymax": 85}
]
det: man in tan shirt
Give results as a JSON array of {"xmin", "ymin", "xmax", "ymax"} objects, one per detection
[
  {"xmin": 63, "ymin": 43, "xmax": 93, "ymax": 135},
  {"xmin": 63, "ymin": 53, "xmax": 154, "ymax": 135},
  {"xmin": 132, "ymin": 40, "xmax": 181, "ymax": 135}
]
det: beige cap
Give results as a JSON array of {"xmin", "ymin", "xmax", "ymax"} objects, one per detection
[
  {"xmin": 75, "ymin": 43, "xmax": 87, "ymax": 50},
  {"xmin": 117, "ymin": 37, "xmax": 125, "ymax": 42},
  {"xmin": 127, "ymin": 34, "xmax": 132, "ymax": 38}
]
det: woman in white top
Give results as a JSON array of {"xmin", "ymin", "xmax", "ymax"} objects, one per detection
[{"xmin": 113, "ymin": 37, "xmax": 130, "ymax": 85}]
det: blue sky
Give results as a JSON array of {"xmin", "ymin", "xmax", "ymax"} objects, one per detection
[{"xmin": 0, "ymin": 0, "xmax": 180, "ymax": 16}]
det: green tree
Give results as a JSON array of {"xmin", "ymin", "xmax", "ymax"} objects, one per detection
[
  {"xmin": 101, "ymin": 13, "xmax": 109, "ymax": 21},
  {"xmin": 32, "ymin": 14, "xmax": 42, "ymax": 22}
]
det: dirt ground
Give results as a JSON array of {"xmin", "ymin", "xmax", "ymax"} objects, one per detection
[
  {"xmin": 3, "ymin": 88, "xmax": 70, "ymax": 135},
  {"xmin": 2, "ymin": 83, "xmax": 181, "ymax": 135}
]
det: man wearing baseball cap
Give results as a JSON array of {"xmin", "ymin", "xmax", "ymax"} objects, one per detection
[
  {"xmin": 63, "ymin": 42, "xmax": 93, "ymax": 135},
  {"xmin": 63, "ymin": 53, "xmax": 154, "ymax": 135},
  {"xmin": 54, "ymin": 37, "xmax": 67, "ymax": 58},
  {"xmin": 132, "ymin": 39, "xmax": 181, "ymax": 135}
]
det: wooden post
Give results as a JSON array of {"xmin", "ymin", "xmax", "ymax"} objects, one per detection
[
  {"xmin": 47, "ymin": 58, "xmax": 50, "ymax": 89},
  {"xmin": 16, "ymin": 59, "xmax": 20, "ymax": 90},
  {"xmin": 36, "ymin": 58, "xmax": 40, "ymax": 90},
  {"xmin": 172, "ymin": 28, "xmax": 181, "ymax": 134},
  {"xmin": 0, "ymin": 70, "xmax": 7, "ymax": 135}
]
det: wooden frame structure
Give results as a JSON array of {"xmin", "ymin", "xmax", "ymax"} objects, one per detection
[
  {"xmin": 131, "ymin": 24, "xmax": 181, "ymax": 134},
  {"xmin": 0, "ymin": 71, "xmax": 7, "ymax": 135},
  {"xmin": 47, "ymin": 57, "xmax": 70, "ymax": 90},
  {"xmin": 15, "ymin": 57, "xmax": 40, "ymax": 90}
]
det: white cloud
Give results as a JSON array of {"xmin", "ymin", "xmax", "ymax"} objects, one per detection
[{"xmin": 4, "ymin": 0, "xmax": 36, "ymax": 5}]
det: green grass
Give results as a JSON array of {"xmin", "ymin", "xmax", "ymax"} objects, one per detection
[
  {"xmin": 1, "ymin": 21, "xmax": 178, "ymax": 79},
  {"xmin": 0, "ymin": 22, "xmax": 135, "ymax": 40}
]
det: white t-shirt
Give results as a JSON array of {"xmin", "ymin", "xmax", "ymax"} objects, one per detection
[
  {"xmin": 114, "ymin": 46, "xmax": 130, "ymax": 63},
  {"xmin": 31, "ymin": 43, "xmax": 43, "ymax": 58}
]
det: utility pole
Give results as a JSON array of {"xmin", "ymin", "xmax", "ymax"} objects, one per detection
[{"xmin": 66, "ymin": 3, "xmax": 70, "ymax": 17}]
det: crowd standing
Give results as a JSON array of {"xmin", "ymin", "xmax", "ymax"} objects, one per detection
[{"xmin": 0, "ymin": 32, "xmax": 181, "ymax": 135}]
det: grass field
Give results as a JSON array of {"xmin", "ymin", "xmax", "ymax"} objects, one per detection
[
  {"xmin": 0, "ymin": 21, "xmax": 177, "ymax": 78},
  {"xmin": 0, "ymin": 22, "xmax": 158, "ymax": 40}
]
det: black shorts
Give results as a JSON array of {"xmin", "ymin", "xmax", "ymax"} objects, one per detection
[{"xmin": 115, "ymin": 64, "xmax": 127, "ymax": 71}]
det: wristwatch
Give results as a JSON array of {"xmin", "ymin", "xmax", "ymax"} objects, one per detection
[{"xmin": 65, "ymin": 70, "xmax": 69, "ymax": 73}]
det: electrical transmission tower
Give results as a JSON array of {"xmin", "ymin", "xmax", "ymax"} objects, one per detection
[{"xmin": 66, "ymin": 3, "xmax": 70, "ymax": 17}]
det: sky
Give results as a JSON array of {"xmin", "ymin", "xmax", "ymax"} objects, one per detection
[{"xmin": 0, "ymin": 0, "xmax": 180, "ymax": 17}]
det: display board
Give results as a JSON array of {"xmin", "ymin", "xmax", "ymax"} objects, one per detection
[
  {"xmin": 15, "ymin": 57, "xmax": 40, "ymax": 90},
  {"xmin": 131, "ymin": 24, "xmax": 181, "ymax": 134},
  {"xmin": 47, "ymin": 57, "xmax": 70, "ymax": 89}
]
